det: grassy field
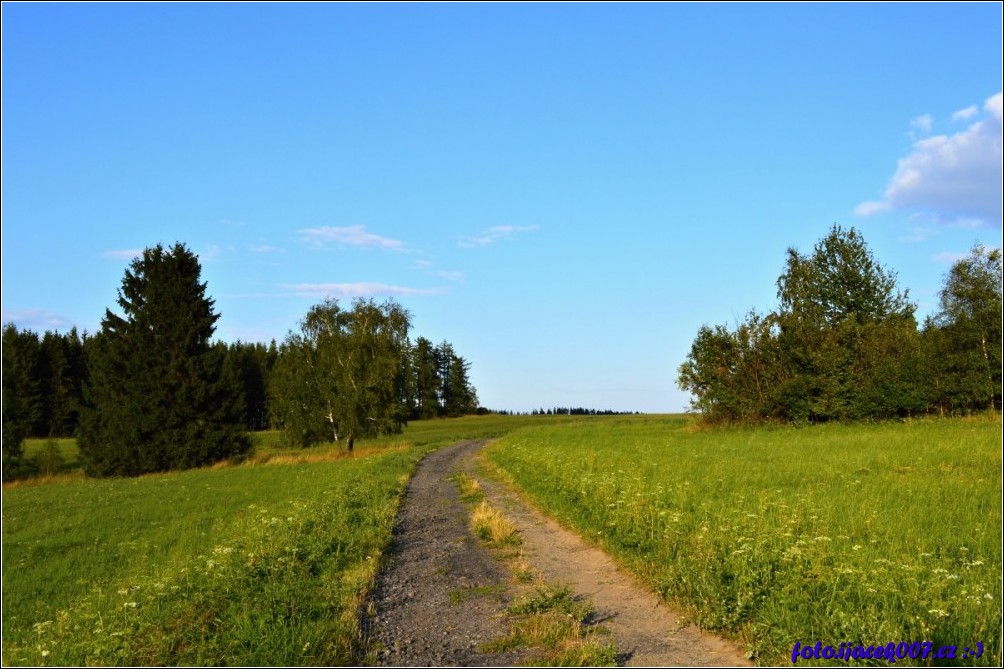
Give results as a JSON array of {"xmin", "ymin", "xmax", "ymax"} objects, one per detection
[
  {"xmin": 485, "ymin": 414, "xmax": 1002, "ymax": 666},
  {"xmin": 5, "ymin": 414, "xmax": 1000, "ymax": 666},
  {"xmin": 1, "ymin": 415, "xmax": 546, "ymax": 666}
]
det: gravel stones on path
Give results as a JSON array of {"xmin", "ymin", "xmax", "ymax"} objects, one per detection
[
  {"xmin": 364, "ymin": 439, "xmax": 750, "ymax": 667},
  {"xmin": 366, "ymin": 441, "xmax": 526, "ymax": 667}
]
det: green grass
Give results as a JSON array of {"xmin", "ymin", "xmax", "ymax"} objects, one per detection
[
  {"xmin": 1, "ymin": 415, "xmax": 552, "ymax": 666},
  {"xmin": 485, "ymin": 414, "xmax": 1002, "ymax": 666},
  {"xmin": 11, "ymin": 413, "xmax": 993, "ymax": 666},
  {"xmin": 14, "ymin": 414, "xmax": 554, "ymax": 481},
  {"xmin": 483, "ymin": 584, "xmax": 617, "ymax": 666}
]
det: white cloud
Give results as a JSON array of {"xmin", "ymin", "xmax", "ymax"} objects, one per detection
[
  {"xmin": 952, "ymin": 105, "xmax": 979, "ymax": 122},
  {"xmin": 283, "ymin": 282, "xmax": 445, "ymax": 298},
  {"xmin": 857, "ymin": 92, "xmax": 1003, "ymax": 227},
  {"xmin": 298, "ymin": 225, "xmax": 405, "ymax": 251},
  {"xmin": 102, "ymin": 248, "xmax": 143, "ymax": 260},
  {"xmin": 854, "ymin": 200, "xmax": 890, "ymax": 217},
  {"xmin": 458, "ymin": 225, "xmax": 539, "ymax": 248},
  {"xmin": 2, "ymin": 308, "xmax": 75, "ymax": 331}
]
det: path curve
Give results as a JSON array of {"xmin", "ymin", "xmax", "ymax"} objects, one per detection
[
  {"xmin": 461, "ymin": 446, "xmax": 751, "ymax": 667},
  {"xmin": 365, "ymin": 440, "xmax": 751, "ymax": 667}
]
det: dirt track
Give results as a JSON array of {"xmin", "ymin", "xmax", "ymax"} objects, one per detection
[{"xmin": 364, "ymin": 440, "xmax": 751, "ymax": 666}]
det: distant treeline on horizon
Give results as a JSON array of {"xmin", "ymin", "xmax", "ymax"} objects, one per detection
[{"xmin": 492, "ymin": 407, "xmax": 640, "ymax": 417}]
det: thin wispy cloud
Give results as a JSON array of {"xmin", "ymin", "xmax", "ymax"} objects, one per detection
[
  {"xmin": 910, "ymin": 114, "xmax": 933, "ymax": 134},
  {"xmin": 2, "ymin": 308, "xmax": 75, "ymax": 331},
  {"xmin": 284, "ymin": 282, "xmax": 445, "ymax": 298},
  {"xmin": 198, "ymin": 244, "xmax": 229, "ymax": 263},
  {"xmin": 411, "ymin": 259, "xmax": 463, "ymax": 282},
  {"xmin": 857, "ymin": 91, "xmax": 1003, "ymax": 226},
  {"xmin": 102, "ymin": 249, "xmax": 143, "ymax": 261},
  {"xmin": 932, "ymin": 251, "xmax": 968, "ymax": 264},
  {"xmin": 434, "ymin": 270, "xmax": 464, "ymax": 282},
  {"xmin": 298, "ymin": 225, "xmax": 405, "ymax": 251},
  {"xmin": 249, "ymin": 244, "xmax": 284, "ymax": 254},
  {"xmin": 458, "ymin": 225, "xmax": 539, "ymax": 248},
  {"xmin": 952, "ymin": 105, "xmax": 979, "ymax": 122}
]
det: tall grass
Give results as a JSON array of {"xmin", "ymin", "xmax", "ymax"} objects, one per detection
[
  {"xmin": 2, "ymin": 449, "xmax": 425, "ymax": 665},
  {"xmin": 486, "ymin": 415, "xmax": 1002, "ymax": 665},
  {"xmin": 2, "ymin": 415, "xmax": 554, "ymax": 666}
]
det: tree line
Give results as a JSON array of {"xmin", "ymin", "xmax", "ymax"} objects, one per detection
[
  {"xmin": 2, "ymin": 243, "xmax": 479, "ymax": 479},
  {"xmin": 678, "ymin": 225, "xmax": 1002, "ymax": 424},
  {"xmin": 523, "ymin": 407, "xmax": 636, "ymax": 416}
]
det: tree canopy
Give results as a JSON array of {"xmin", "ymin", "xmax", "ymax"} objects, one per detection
[
  {"xmin": 678, "ymin": 226, "xmax": 1000, "ymax": 423},
  {"xmin": 270, "ymin": 298, "xmax": 412, "ymax": 449}
]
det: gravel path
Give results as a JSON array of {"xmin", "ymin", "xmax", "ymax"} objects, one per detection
[
  {"xmin": 364, "ymin": 439, "xmax": 750, "ymax": 667},
  {"xmin": 366, "ymin": 441, "xmax": 527, "ymax": 666}
]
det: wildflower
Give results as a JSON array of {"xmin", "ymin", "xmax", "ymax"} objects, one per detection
[
  {"xmin": 928, "ymin": 609, "xmax": 949, "ymax": 618},
  {"xmin": 852, "ymin": 545, "xmax": 863, "ymax": 551}
]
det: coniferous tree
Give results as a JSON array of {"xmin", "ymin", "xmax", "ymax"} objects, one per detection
[
  {"xmin": 77, "ymin": 243, "xmax": 250, "ymax": 476},
  {"xmin": 411, "ymin": 337, "xmax": 442, "ymax": 420},
  {"xmin": 2, "ymin": 324, "xmax": 42, "ymax": 479},
  {"xmin": 440, "ymin": 347, "xmax": 479, "ymax": 417},
  {"xmin": 38, "ymin": 329, "xmax": 87, "ymax": 436},
  {"xmin": 222, "ymin": 341, "xmax": 276, "ymax": 432}
]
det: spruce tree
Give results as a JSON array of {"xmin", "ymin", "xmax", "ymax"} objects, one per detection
[
  {"xmin": 78, "ymin": 243, "xmax": 249, "ymax": 476},
  {"xmin": 2, "ymin": 324, "xmax": 41, "ymax": 479}
]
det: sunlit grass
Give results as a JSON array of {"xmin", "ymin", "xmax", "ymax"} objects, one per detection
[
  {"xmin": 486, "ymin": 414, "xmax": 1002, "ymax": 666},
  {"xmin": 471, "ymin": 500, "xmax": 522, "ymax": 547},
  {"xmin": 1, "ymin": 414, "xmax": 559, "ymax": 666}
]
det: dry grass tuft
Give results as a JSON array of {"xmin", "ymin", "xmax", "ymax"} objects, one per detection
[{"xmin": 471, "ymin": 500, "xmax": 521, "ymax": 546}]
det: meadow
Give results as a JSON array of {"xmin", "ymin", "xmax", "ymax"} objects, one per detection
[
  {"xmin": 485, "ymin": 415, "xmax": 1002, "ymax": 665},
  {"xmin": 1, "ymin": 415, "xmax": 545, "ymax": 666},
  {"xmin": 3, "ymin": 414, "xmax": 1000, "ymax": 666}
]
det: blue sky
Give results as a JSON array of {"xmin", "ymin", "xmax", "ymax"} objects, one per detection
[{"xmin": 2, "ymin": 4, "xmax": 1001, "ymax": 413}]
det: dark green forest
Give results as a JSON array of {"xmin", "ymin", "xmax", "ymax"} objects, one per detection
[
  {"xmin": 2, "ymin": 243, "xmax": 479, "ymax": 479},
  {"xmin": 678, "ymin": 226, "xmax": 1002, "ymax": 423}
]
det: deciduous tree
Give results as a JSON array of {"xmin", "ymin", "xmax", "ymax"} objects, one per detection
[{"xmin": 271, "ymin": 298, "xmax": 412, "ymax": 450}]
